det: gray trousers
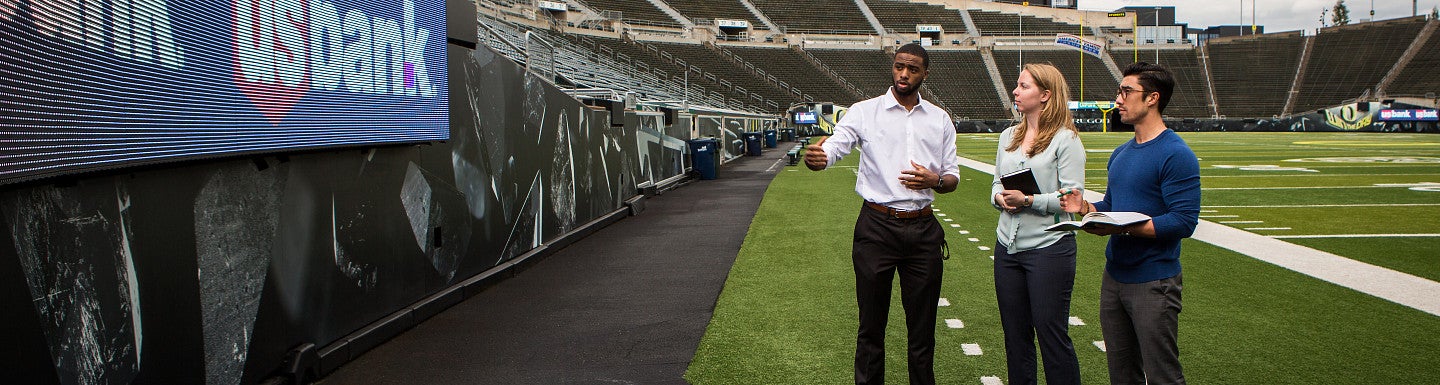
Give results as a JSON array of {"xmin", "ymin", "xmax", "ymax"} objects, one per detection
[
  {"xmin": 1101, "ymin": 271, "xmax": 1185, "ymax": 385},
  {"xmin": 994, "ymin": 236, "xmax": 1080, "ymax": 385}
]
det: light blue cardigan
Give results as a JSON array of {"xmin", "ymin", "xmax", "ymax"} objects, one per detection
[{"xmin": 990, "ymin": 126, "xmax": 1086, "ymax": 254}]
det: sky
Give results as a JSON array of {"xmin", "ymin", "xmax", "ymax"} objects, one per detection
[{"xmin": 1078, "ymin": 0, "xmax": 1440, "ymax": 33}]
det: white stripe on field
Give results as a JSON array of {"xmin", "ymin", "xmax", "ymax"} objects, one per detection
[
  {"xmin": 765, "ymin": 158, "xmax": 786, "ymax": 172},
  {"xmin": 944, "ymin": 218, "xmax": 954, "ymax": 222},
  {"xmin": 950, "ymin": 224, "xmax": 961, "ymax": 228},
  {"xmin": 1203, "ymin": 173, "xmax": 1440, "ymax": 178},
  {"xmin": 979, "ymin": 246, "xmax": 991, "ymax": 251},
  {"xmin": 1205, "ymin": 185, "xmax": 1421, "ymax": 190},
  {"xmin": 1244, "ymin": 227, "xmax": 1292, "ymax": 231},
  {"xmin": 959, "ymin": 156, "xmax": 1440, "ymax": 317},
  {"xmin": 981, "ymin": 376, "xmax": 1005, "ymax": 385},
  {"xmin": 938, "ymin": 298, "xmax": 950, "ymax": 307},
  {"xmin": 1093, "ymin": 341, "xmax": 1107, "ymax": 352},
  {"xmin": 1200, "ymin": 209, "xmax": 1217, "ymax": 213},
  {"xmin": 937, "ymin": 213, "xmax": 948, "ymax": 217},
  {"xmin": 1193, "ymin": 221, "xmax": 1440, "ymax": 317},
  {"xmin": 1271, "ymin": 233, "xmax": 1440, "ymax": 239},
  {"xmin": 1205, "ymin": 203, "xmax": 1440, "ymax": 208},
  {"xmin": 962, "ymin": 344, "xmax": 983, "ymax": 355},
  {"xmin": 1200, "ymin": 215, "xmax": 1238, "ymax": 218},
  {"xmin": 960, "ymin": 230, "xmax": 970, "ymax": 234},
  {"xmin": 968, "ymin": 238, "xmax": 980, "ymax": 242},
  {"xmin": 1069, "ymin": 316, "xmax": 1085, "ymax": 326},
  {"xmin": 946, "ymin": 319, "xmax": 965, "ymax": 328},
  {"xmin": 1220, "ymin": 221, "xmax": 1264, "ymax": 224}
]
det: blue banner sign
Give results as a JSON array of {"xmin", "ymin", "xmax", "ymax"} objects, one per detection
[
  {"xmin": 1378, "ymin": 109, "xmax": 1439, "ymax": 121},
  {"xmin": 1, "ymin": 0, "xmax": 448, "ymax": 185}
]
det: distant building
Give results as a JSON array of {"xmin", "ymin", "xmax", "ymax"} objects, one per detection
[
  {"xmin": 1196, "ymin": 25, "xmax": 1266, "ymax": 44},
  {"xmin": 1116, "ymin": 6, "xmax": 1187, "ymax": 44}
]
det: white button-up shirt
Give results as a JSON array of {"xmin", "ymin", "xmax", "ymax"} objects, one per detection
[{"xmin": 821, "ymin": 88, "xmax": 961, "ymax": 211}]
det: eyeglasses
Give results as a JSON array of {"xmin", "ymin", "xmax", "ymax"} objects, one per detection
[
  {"xmin": 1111, "ymin": 85, "xmax": 1157, "ymax": 99},
  {"xmin": 1116, "ymin": 86, "xmax": 1151, "ymax": 99}
]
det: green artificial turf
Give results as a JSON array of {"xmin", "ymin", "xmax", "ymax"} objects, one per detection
[{"xmin": 686, "ymin": 132, "xmax": 1440, "ymax": 384}]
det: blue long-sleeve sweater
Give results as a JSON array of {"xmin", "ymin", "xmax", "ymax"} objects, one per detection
[{"xmin": 1092, "ymin": 129, "xmax": 1201, "ymax": 283}]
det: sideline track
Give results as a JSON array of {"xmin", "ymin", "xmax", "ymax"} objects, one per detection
[{"xmin": 956, "ymin": 156, "xmax": 1440, "ymax": 317}]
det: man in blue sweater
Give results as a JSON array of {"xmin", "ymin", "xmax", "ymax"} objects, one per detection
[{"xmin": 1059, "ymin": 62, "xmax": 1200, "ymax": 385}]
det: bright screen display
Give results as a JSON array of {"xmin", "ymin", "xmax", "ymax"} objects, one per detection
[
  {"xmin": 793, "ymin": 112, "xmax": 817, "ymax": 124},
  {"xmin": 1378, "ymin": 109, "xmax": 1439, "ymax": 121},
  {"xmin": 0, "ymin": 0, "xmax": 448, "ymax": 185}
]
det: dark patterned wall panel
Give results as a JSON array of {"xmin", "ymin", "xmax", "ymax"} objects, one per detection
[{"xmin": 0, "ymin": 43, "xmax": 672, "ymax": 383}]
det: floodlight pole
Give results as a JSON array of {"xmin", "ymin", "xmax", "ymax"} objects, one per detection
[{"xmin": 1154, "ymin": 6, "xmax": 1160, "ymax": 64}]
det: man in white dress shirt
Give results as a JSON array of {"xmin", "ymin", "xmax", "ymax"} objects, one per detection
[{"xmin": 804, "ymin": 43, "xmax": 961, "ymax": 385}]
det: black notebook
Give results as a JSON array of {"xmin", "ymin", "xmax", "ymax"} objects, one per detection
[{"xmin": 999, "ymin": 168, "xmax": 1042, "ymax": 195}]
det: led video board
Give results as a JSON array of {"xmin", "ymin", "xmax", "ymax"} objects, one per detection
[{"xmin": 0, "ymin": 0, "xmax": 448, "ymax": 185}]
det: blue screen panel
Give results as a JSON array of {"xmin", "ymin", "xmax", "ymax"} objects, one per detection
[
  {"xmin": 0, "ymin": 0, "xmax": 449, "ymax": 185},
  {"xmin": 793, "ymin": 112, "xmax": 817, "ymax": 124}
]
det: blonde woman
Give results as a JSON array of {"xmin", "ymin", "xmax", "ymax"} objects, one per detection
[{"xmin": 990, "ymin": 63, "xmax": 1085, "ymax": 385}]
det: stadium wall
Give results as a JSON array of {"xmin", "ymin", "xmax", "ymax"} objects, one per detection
[
  {"xmin": 0, "ymin": 41, "xmax": 708, "ymax": 384},
  {"xmin": 955, "ymin": 102, "xmax": 1438, "ymax": 133}
]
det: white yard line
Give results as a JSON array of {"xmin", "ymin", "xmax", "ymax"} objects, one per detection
[
  {"xmin": 957, "ymin": 156, "xmax": 1440, "ymax": 317},
  {"xmin": 1205, "ymin": 203, "xmax": 1440, "ymax": 208},
  {"xmin": 1272, "ymin": 234, "xmax": 1440, "ymax": 239},
  {"xmin": 1193, "ymin": 222, "xmax": 1440, "ymax": 317},
  {"xmin": 1205, "ymin": 185, "xmax": 1419, "ymax": 190},
  {"xmin": 1201, "ymin": 173, "xmax": 1440, "ymax": 178}
]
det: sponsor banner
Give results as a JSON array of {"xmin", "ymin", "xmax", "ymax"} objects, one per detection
[
  {"xmin": 1068, "ymin": 101, "xmax": 1116, "ymax": 110},
  {"xmin": 537, "ymin": 1, "xmax": 567, "ymax": 11},
  {"xmin": 716, "ymin": 19, "xmax": 749, "ymax": 28},
  {"xmin": 1322, "ymin": 103, "xmax": 1377, "ymax": 130},
  {"xmin": 1378, "ymin": 109, "xmax": 1440, "ymax": 121},
  {"xmin": 1, "ymin": 0, "xmax": 448, "ymax": 184},
  {"xmin": 1054, "ymin": 33, "xmax": 1104, "ymax": 58}
]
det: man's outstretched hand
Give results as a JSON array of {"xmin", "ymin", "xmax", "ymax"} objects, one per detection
[{"xmin": 805, "ymin": 136, "xmax": 829, "ymax": 171}]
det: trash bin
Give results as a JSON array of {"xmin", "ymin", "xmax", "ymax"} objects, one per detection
[
  {"xmin": 764, "ymin": 129, "xmax": 777, "ymax": 148},
  {"xmin": 743, "ymin": 132, "xmax": 763, "ymax": 156},
  {"xmin": 780, "ymin": 128, "xmax": 796, "ymax": 142},
  {"xmin": 688, "ymin": 138, "xmax": 719, "ymax": 180}
]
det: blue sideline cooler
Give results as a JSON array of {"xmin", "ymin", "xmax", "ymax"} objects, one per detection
[{"xmin": 764, "ymin": 129, "xmax": 777, "ymax": 148}]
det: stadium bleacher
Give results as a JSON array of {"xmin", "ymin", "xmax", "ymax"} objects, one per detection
[
  {"xmin": 968, "ymin": 9, "xmax": 1082, "ymax": 36},
  {"xmin": 646, "ymin": 40, "xmax": 797, "ymax": 108},
  {"xmin": 1205, "ymin": 32, "xmax": 1305, "ymax": 118},
  {"xmin": 1109, "ymin": 48, "xmax": 1213, "ymax": 118},
  {"xmin": 1385, "ymin": 22, "xmax": 1440, "ymax": 97},
  {"xmin": 927, "ymin": 50, "xmax": 1011, "ymax": 119},
  {"xmin": 867, "ymin": 0, "xmax": 970, "ymax": 35},
  {"xmin": 665, "ymin": 0, "xmax": 768, "ymax": 30},
  {"xmin": 579, "ymin": 0, "xmax": 683, "ymax": 27},
  {"xmin": 805, "ymin": 48, "xmax": 896, "ymax": 98},
  {"xmin": 1292, "ymin": 17, "xmax": 1429, "ymax": 113},
  {"xmin": 720, "ymin": 45, "xmax": 859, "ymax": 105},
  {"xmin": 750, "ymin": 0, "xmax": 875, "ymax": 34},
  {"xmin": 993, "ymin": 50, "xmax": 1119, "ymax": 103},
  {"xmin": 474, "ymin": 0, "xmax": 1437, "ymax": 118}
]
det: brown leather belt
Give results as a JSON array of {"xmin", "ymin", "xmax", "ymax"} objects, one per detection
[{"xmin": 864, "ymin": 201, "xmax": 933, "ymax": 219}]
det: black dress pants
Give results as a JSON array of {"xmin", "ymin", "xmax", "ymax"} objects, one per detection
[
  {"xmin": 994, "ymin": 236, "xmax": 1080, "ymax": 385},
  {"xmin": 852, "ymin": 205, "xmax": 945, "ymax": 385}
]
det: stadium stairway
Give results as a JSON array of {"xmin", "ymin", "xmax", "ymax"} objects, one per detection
[{"xmin": 314, "ymin": 148, "xmax": 789, "ymax": 384}]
